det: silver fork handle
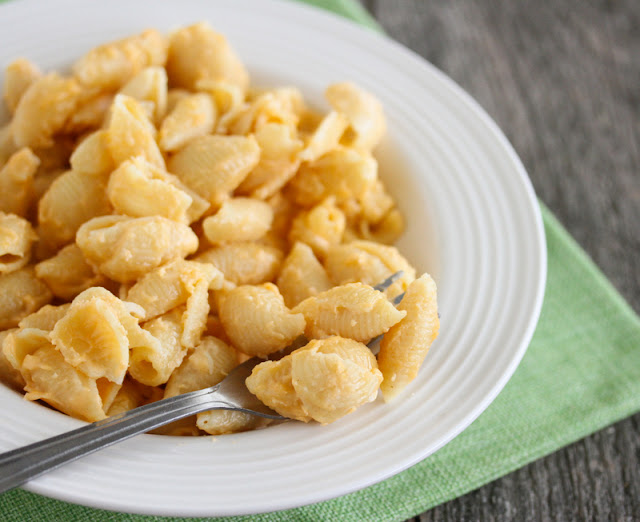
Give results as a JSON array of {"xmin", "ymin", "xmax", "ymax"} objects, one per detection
[{"xmin": 0, "ymin": 387, "xmax": 232, "ymax": 494}]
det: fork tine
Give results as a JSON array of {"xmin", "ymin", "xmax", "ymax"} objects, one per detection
[
  {"xmin": 373, "ymin": 271, "xmax": 404, "ymax": 292},
  {"xmin": 392, "ymin": 291, "xmax": 406, "ymax": 306}
]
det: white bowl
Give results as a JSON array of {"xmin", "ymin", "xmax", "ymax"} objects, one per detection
[{"xmin": 0, "ymin": 0, "xmax": 546, "ymax": 517}]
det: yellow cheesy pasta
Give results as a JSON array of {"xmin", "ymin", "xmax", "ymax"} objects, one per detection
[{"xmin": 0, "ymin": 23, "xmax": 439, "ymax": 432}]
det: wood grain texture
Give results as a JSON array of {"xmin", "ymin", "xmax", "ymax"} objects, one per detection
[{"xmin": 359, "ymin": 0, "xmax": 640, "ymax": 520}]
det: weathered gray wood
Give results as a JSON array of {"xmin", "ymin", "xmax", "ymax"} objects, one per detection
[{"xmin": 358, "ymin": 1, "xmax": 640, "ymax": 520}]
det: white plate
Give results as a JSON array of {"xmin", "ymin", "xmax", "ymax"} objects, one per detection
[{"xmin": 0, "ymin": 0, "xmax": 546, "ymax": 517}]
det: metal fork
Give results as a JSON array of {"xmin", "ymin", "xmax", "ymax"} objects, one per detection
[{"xmin": 0, "ymin": 272, "xmax": 404, "ymax": 494}]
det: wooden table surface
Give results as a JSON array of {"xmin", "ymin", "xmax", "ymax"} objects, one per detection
[{"xmin": 358, "ymin": 1, "xmax": 640, "ymax": 520}]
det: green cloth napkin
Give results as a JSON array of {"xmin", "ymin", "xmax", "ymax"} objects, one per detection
[{"xmin": 2, "ymin": 1, "xmax": 640, "ymax": 520}]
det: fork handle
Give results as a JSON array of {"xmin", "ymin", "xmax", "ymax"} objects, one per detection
[{"xmin": 0, "ymin": 387, "xmax": 229, "ymax": 494}]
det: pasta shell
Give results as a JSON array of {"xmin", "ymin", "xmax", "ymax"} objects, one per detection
[
  {"xmin": 325, "ymin": 82, "xmax": 385, "ymax": 151},
  {"xmin": 52, "ymin": 287, "xmax": 160, "ymax": 387},
  {"xmin": 288, "ymin": 197, "xmax": 345, "ymax": 259},
  {"xmin": 107, "ymin": 156, "xmax": 193, "ymax": 223},
  {"xmin": 165, "ymin": 88, "xmax": 191, "ymax": 113},
  {"xmin": 167, "ymin": 134, "xmax": 260, "ymax": 206},
  {"xmin": 293, "ymin": 282, "xmax": 406, "ymax": 342},
  {"xmin": 3, "ymin": 58, "xmax": 41, "ymax": 114},
  {"xmin": 290, "ymin": 336, "xmax": 382, "ymax": 424},
  {"xmin": 17, "ymin": 303, "xmax": 70, "ymax": 331},
  {"xmin": 180, "ymin": 278, "xmax": 211, "ymax": 349},
  {"xmin": 298, "ymin": 111, "xmax": 348, "ymax": 163},
  {"xmin": 195, "ymin": 242, "xmax": 283, "ymax": 286},
  {"xmin": 76, "ymin": 215, "xmax": 199, "ymax": 283},
  {"xmin": 288, "ymin": 146, "xmax": 377, "ymax": 210},
  {"xmin": 357, "ymin": 208, "xmax": 405, "ymax": 245},
  {"xmin": 245, "ymin": 357, "xmax": 311, "ymax": 422},
  {"xmin": 0, "ymin": 147, "xmax": 39, "ymax": 217},
  {"xmin": 72, "ymin": 29, "xmax": 168, "ymax": 91},
  {"xmin": 202, "ymin": 197, "xmax": 273, "ymax": 245},
  {"xmin": 378, "ymin": 274, "xmax": 440, "ymax": 401},
  {"xmin": 97, "ymin": 378, "xmax": 122, "ymax": 413},
  {"xmin": 22, "ymin": 343, "xmax": 106, "ymax": 422},
  {"xmin": 106, "ymin": 377, "xmax": 145, "ymax": 417},
  {"xmin": 107, "ymin": 94, "xmax": 165, "ymax": 169},
  {"xmin": 218, "ymin": 283, "xmax": 305, "ymax": 357},
  {"xmin": 35, "ymin": 243, "xmax": 105, "ymax": 300},
  {"xmin": 2, "ymin": 327, "xmax": 48, "ymax": 373},
  {"xmin": 64, "ymin": 92, "xmax": 114, "ymax": 134},
  {"xmin": 131, "ymin": 308, "xmax": 186, "ymax": 386},
  {"xmin": 11, "ymin": 73, "xmax": 81, "ymax": 149},
  {"xmin": 236, "ymin": 122, "xmax": 303, "ymax": 199},
  {"xmin": 0, "ymin": 125, "xmax": 17, "ymax": 165},
  {"xmin": 110, "ymin": 156, "xmax": 209, "ymax": 224},
  {"xmin": 38, "ymin": 169, "xmax": 111, "ymax": 249},
  {"xmin": 118, "ymin": 66, "xmax": 168, "ymax": 124},
  {"xmin": 222, "ymin": 87, "xmax": 303, "ymax": 135},
  {"xmin": 69, "ymin": 130, "xmax": 115, "ymax": 178},
  {"xmin": 158, "ymin": 93, "xmax": 217, "ymax": 152},
  {"xmin": 51, "ymin": 297, "xmax": 129, "ymax": 383},
  {"xmin": 358, "ymin": 178, "xmax": 394, "ymax": 224},
  {"xmin": 276, "ymin": 242, "xmax": 332, "ymax": 308},
  {"xmin": 126, "ymin": 259, "xmax": 222, "ymax": 320},
  {"xmin": 0, "ymin": 212, "xmax": 37, "ymax": 273},
  {"xmin": 195, "ymin": 79, "xmax": 244, "ymax": 115},
  {"xmin": 0, "ymin": 328, "xmax": 25, "ymax": 391},
  {"xmin": 164, "ymin": 335, "xmax": 237, "ymax": 398},
  {"xmin": 166, "ymin": 22, "xmax": 248, "ymax": 93},
  {"xmin": 0, "ymin": 267, "xmax": 52, "ymax": 330},
  {"xmin": 324, "ymin": 240, "xmax": 416, "ymax": 298}
]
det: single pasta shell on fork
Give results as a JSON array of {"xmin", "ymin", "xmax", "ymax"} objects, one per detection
[
  {"xmin": 291, "ymin": 337, "xmax": 382, "ymax": 424},
  {"xmin": 246, "ymin": 336, "xmax": 382, "ymax": 425}
]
